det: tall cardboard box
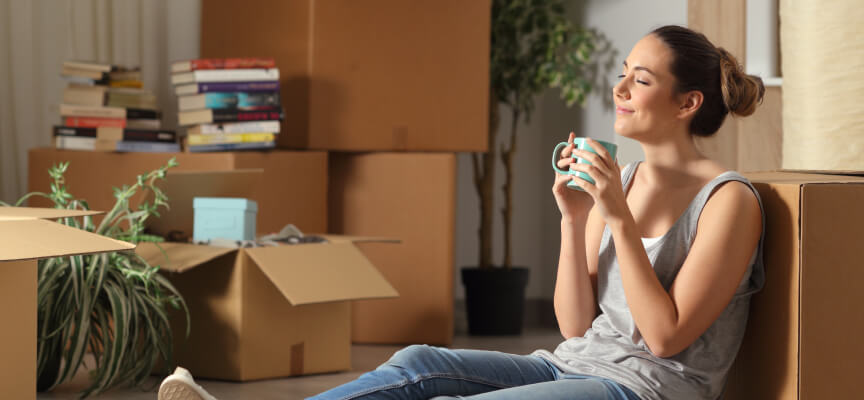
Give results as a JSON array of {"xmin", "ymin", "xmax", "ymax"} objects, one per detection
[
  {"xmin": 0, "ymin": 207, "xmax": 134, "ymax": 400},
  {"xmin": 137, "ymin": 237, "xmax": 398, "ymax": 381},
  {"xmin": 201, "ymin": 0, "xmax": 490, "ymax": 152},
  {"xmin": 722, "ymin": 171, "xmax": 864, "ymax": 399},
  {"xmin": 329, "ymin": 153, "xmax": 456, "ymax": 345},
  {"xmin": 27, "ymin": 148, "xmax": 328, "ymax": 235}
]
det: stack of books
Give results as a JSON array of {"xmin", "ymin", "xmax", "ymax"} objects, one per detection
[
  {"xmin": 55, "ymin": 61, "xmax": 179, "ymax": 152},
  {"xmin": 172, "ymin": 58, "xmax": 282, "ymax": 152}
]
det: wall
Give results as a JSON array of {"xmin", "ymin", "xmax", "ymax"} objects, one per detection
[{"xmin": 454, "ymin": 0, "xmax": 687, "ymax": 301}]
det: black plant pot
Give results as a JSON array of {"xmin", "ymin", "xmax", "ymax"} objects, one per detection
[{"xmin": 461, "ymin": 267, "xmax": 530, "ymax": 335}]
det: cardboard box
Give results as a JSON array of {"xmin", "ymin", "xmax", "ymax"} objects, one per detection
[
  {"xmin": 329, "ymin": 153, "xmax": 456, "ymax": 345},
  {"xmin": 27, "ymin": 148, "xmax": 328, "ymax": 236},
  {"xmin": 136, "ymin": 237, "xmax": 398, "ymax": 381},
  {"xmin": 0, "ymin": 207, "xmax": 134, "ymax": 400},
  {"xmin": 722, "ymin": 171, "xmax": 864, "ymax": 399},
  {"xmin": 201, "ymin": 0, "xmax": 490, "ymax": 152}
]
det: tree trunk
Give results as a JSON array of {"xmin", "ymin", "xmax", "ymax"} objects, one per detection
[
  {"xmin": 473, "ymin": 88, "xmax": 499, "ymax": 269},
  {"xmin": 501, "ymin": 107, "xmax": 519, "ymax": 268}
]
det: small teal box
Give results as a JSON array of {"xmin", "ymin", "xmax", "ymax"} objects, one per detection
[{"xmin": 193, "ymin": 197, "xmax": 258, "ymax": 242}]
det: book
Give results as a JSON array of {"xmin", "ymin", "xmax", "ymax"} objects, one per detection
[
  {"xmin": 126, "ymin": 119, "xmax": 161, "ymax": 130},
  {"xmin": 64, "ymin": 116, "xmax": 126, "ymax": 128},
  {"xmin": 187, "ymin": 120, "xmax": 281, "ymax": 135},
  {"xmin": 62, "ymin": 86, "xmax": 107, "ymax": 106},
  {"xmin": 109, "ymin": 80, "xmax": 143, "ymax": 88},
  {"xmin": 55, "ymin": 136, "xmax": 180, "ymax": 153},
  {"xmin": 109, "ymin": 69, "xmax": 142, "ymax": 81},
  {"xmin": 187, "ymin": 132, "xmax": 275, "ymax": 145},
  {"xmin": 171, "ymin": 58, "xmax": 276, "ymax": 73},
  {"xmin": 60, "ymin": 104, "xmax": 126, "ymax": 119},
  {"xmin": 106, "ymin": 88, "xmax": 157, "ymax": 109},
  {"xmin": 61, "ymin": 75, "xmax": 109, "ymax": 86},
  {"xmin": 187, "ymin": 141, "xmax": 276, "ymax": 153},
  {"xmin": 61, "ymin": 66, "xmax": 108, "ymax": 80},
  {"xmin": 54, "ymin": 126, "xmax": 176, "ymax": 143},
  {"xmin": 178, "ymin": 108, "xmax": 283, "ymax": 126},
  {"xmin": 175, "ymin": 81, "xmax": 280, "ymax": 95},
  {"xmin": 126, "ymin": 108, "xmax": 161, "ymax": 120},
  {"xmin": 178, "ymin": 92, "xmax": 280, "ymax": 111},
  {"xmin": 62, "ymin": 61, "xmax": 113, "ymax": 72},
  {"xmin": 170, "ymin": 68, "xmax": 279, "ymax": 85}
]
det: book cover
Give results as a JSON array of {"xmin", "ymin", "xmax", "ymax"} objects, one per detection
[
  {"xmin": 175, "ymin": 81, "xmax": 280, "ymax": 95},
  {"xmin": 60, "ymin": 104, "xmax": 126, "ymax": 119},
  {"xmin": 54, "ymin": 126, "xmax": 176, "ymax": 143},
  {"xmin": 113, "ymin": 141, "xmax": 180, "ymax": 153},
  {"xmin": 178, "ymin": 92, "xmax": 280, "ymax": 111},
  {"xmin": 62, "ymin": 75, "xmax": 109, "ymax": 86},
  {"xmin": 187, "ymin": 141, "xmax": 276, "ymax": 153},
  {"xmin": 109, "ymin": 80, "xmax": 143, "ymax": 88},
  {"xmin": 187, "ymin": 132, "xmax": 275, "ymax": 145},
  {"xmin": 171, "ymin": 58, "xmax": 276, "ymax": 73},
  {"xmin": 187, "ymin": 120, "xmax": 281, "ymax": 135},
  {"xmin": 64, "ymin": 116, "xmax": 126, "ymax": 128},
  {"xmin": 62, "ymin": 61, "xmax": 113, "ymax": 72},
  {"xmin": 170, "ymin": 68, "xmax": 279, "ymax": 85},
  {"xmin": 178, "ymin": 108, "xmax": 283, "ymax": 126}
]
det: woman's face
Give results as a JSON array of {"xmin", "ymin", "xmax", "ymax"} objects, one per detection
[{"xmin": 612, "ymin": 34, "xmax": 684, "ymax": 140}]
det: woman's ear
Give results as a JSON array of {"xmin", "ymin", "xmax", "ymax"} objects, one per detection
[{"xmin": 677, "ymin": 91, "xmax": 703, "ymax": 119}]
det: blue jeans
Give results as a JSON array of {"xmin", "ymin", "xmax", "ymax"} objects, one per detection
[{"xmin": 308, "ymin": 345, "xmax": 642, "ymax": 400}]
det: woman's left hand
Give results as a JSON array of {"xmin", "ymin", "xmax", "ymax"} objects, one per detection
[{"xmin": 569, "ymin": 138, "xmax": 629, "ymax": 226}]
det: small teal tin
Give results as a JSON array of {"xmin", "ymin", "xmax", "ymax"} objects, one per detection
[{"xmin": 193, "ymin": 197, "xmax": 258, "ymax": 242}]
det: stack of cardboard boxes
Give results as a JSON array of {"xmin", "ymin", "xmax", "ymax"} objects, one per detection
[{"xmin": 28, "ymin": 0, "xmax": 491, "ymax": 381}]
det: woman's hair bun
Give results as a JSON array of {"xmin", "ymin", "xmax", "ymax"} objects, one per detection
[{"xmin": 717, "ymin": 47, "xmax": 766, "ymax": 117}]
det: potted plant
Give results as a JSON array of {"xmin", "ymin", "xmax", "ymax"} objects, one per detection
[
  {"xmin": 462, "ymin": 0, "xmax": 599, "ymax": 335},
  {"xmin": 1, "ymin": 159, "xmax": 188, "ymax": 397}
]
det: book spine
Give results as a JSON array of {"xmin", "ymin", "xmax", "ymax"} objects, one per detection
[
  {"xmin": 190, "ymin": 68, "xmax": 279, "ymax": 83},
  {"xmin": 125, "ymin": 108, "xmax": 162, "ymax": 119},
  {"xmin": 115, "ymin": 141, "xmax": 180, "ymax": 153},
  {"xmin": 187, "ymin": 141, "xmax": 276, "ymax": 153},
  {"xmin": 196, "ymin": 81, "xmax": 281, "ymax": 93},
  {"xmin": 211, "ymin": 109, "xmax": 283, "ymax": 123},
  {"xmin": 55, "ymin": 136, "xmax": 96, "ymax": 151},
  {"xmin": 195, "ymin": 120, "xmax": 281, "ymax": 135},
  {"xmin": 122, "ymin": 129, "xmax": 177, "ymax": 143},
  {"xmin": 53, "ymin": 126, "xmax": 98, "ymax": 138},
  {"xmin": 201, "ymin": 92, "xmax": 280, "ymax": 109},
  {"xmin": 188, "ymin": 132, "xmax": 275, "ymax": 145},
  {"xmin": 60, "ymin": 104, "xmax": 126, "ymax": 119},
  {"xmin": 192, "ymin": 58, "xmax": 276, "ymax": 70},
  {"xmin": 64, "ymin": 117, "xmax": 126, "ymax": 128}
]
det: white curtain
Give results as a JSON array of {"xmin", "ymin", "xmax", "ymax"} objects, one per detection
[{"xmin": 0, "ymin": 0, "xmax": 200, "ymax": 203}]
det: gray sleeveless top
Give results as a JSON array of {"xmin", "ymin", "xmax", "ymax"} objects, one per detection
[{"xmin": 533, "ymin": 161, "xmax": 766, "ymax": 400}]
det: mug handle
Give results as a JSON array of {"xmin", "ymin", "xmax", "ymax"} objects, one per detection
[{"xmin": 552, "ymin": 141, "xmax": 576, "ymax": 175}]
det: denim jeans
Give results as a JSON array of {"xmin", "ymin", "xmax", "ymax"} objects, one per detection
[{"xmin": 307, "ymin": 345, "xmax": 642, "ymax": 400}]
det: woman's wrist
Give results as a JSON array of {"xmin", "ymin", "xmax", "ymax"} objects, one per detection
[{"xmin": 561, "ymin": 214, "xmax": 589, "ymax": 227}]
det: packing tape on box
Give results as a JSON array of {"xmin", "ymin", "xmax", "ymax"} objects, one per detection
[{"xmin": 780, "ymin": 0, "xmax": 864, "ymax": 171}]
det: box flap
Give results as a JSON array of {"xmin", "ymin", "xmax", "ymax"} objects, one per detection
[
  {"xmin": 243, "ymin": 242, "xmax": 398, "ymax": 306},
  {"xmin": 745, "ymin": 170, "xmax": 864, "ymax": 184},
  {"xmin": 0, "ymin": 219, "xmax": 134, "ymax": 261},
  {"xmin": 0, "ymin": 206, "xmax": 102, "ymax": 221},
  {"xmin": 318, "ymin": 234, "xmax": 400, "ymax": 244},
  {"xmin": 135, "ymin": 242, "xmax": 237, "ymax": 272}
]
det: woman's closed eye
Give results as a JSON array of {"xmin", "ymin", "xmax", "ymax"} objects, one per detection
[{"xmin": 616, "ymin": 74, "xmax": 649, "ymax": 85}]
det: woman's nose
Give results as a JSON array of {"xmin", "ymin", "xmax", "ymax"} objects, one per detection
[{"xmin": 613, "ymin": 81, "xmax": 629, "ymax": 100}]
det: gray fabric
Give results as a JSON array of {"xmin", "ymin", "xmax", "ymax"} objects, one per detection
[{"xmin": 534, "ymin": 161, "xmax": 766, "ymax": 400}]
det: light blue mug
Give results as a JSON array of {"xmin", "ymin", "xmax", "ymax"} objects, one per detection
[{"xmin": 552, "ymin": 138, "xmax": 618, "ymax": 191}]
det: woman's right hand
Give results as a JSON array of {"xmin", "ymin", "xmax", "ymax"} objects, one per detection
[{"xmin": 553, "ymin": 132, "xmax": 595, "ymax": 221}]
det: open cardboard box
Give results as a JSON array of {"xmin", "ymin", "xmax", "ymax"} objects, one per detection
[
  {"xmin": 722, "ymin": 171, "xmax": 864, "ymax": 399},
  {"xmin": 137, "ymin": 235, "xmax": 399, "ymax": 381},
  {"xmin": 0, "ymin": 207, "xmax": 134, "ymax": 399}
]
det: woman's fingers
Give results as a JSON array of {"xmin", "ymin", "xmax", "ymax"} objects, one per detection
[{"xmin": 556, "ymin": 157, "xmax": 573, "ymax": 169}]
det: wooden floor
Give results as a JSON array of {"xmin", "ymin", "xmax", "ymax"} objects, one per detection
[{"xmin": 39, "ymin": 329, "xmax": 564, "ymax": 399}]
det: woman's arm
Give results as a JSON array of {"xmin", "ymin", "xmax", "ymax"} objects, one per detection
[
  {"xmin": 553, "ymin": 206, "xmax": 604, "ymax": 339},
  {"xmin": 610, "ymin": 181, "xmax": 762, "ymax": 357}
]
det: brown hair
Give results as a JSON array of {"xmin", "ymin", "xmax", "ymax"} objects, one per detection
[{"xmin": 651, "ymin": 25, "xmax": 765, "ymax": 137}]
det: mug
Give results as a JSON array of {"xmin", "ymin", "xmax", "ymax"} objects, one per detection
[{"xmin": 552, "ymin": 138, "xmax": 618, "ymax": 191}]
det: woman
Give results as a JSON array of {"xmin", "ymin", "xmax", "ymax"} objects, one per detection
[{"xmin": 161, "ymin": 24, "xmax": 766, "ymax": 400}]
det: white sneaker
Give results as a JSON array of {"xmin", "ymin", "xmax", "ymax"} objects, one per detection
[{"xmin": 158, "ymin": 367, "xmax": 218, "ymax": 400}]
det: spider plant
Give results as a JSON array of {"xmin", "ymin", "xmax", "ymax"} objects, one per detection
[{"xmin": 1, "ymin": 158, "xmax": 188, "ymax": 397}]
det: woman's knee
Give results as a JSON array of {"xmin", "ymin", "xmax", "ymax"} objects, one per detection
[{"xmin": 386, "ymin": 344, "xmax": 445, "ymax": 369}]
